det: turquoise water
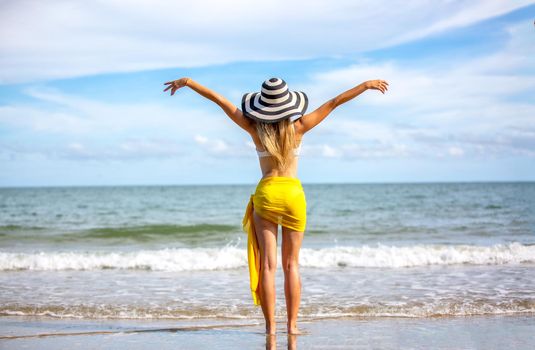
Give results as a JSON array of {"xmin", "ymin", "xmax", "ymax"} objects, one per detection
[
  {"xmin": 2, "ymin": 182, "xmax": 534, "ymax": 248},
  {"xmin": 1, "ymin": 182, "xmax": 534, "ymax": 319}
]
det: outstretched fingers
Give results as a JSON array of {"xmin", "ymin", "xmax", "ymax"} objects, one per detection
[
  {"xmin": 376, "ymin": 80, "xmax": 389, "ymax": 94},
  {"xmin": 163, "ymin": 78, "xmax": 189, "ymax": 95},
  {"xmin": 163, "ymin": 81, "xmax": 179, "ymax": 95}
]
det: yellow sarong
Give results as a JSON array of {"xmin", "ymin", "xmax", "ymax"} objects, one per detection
[{"xmin": 242, "ymin": 176, "xmax": 307, "ymax": 306}]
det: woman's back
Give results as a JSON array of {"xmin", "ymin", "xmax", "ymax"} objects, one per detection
[{"xmin": 250, "ymin": 122, "xmax": 303, "ymax": 179}]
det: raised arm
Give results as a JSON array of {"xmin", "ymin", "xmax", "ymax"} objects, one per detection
[
  {"xmin": 163, "ymin": 77, "xmax": 254, "ymax": 134},
  {"xmin": 296, "ymin": 79, "xmax": 389, "ymax": 135}
]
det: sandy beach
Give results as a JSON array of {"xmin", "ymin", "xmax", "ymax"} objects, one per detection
[{"xmin": 1, "ymin": 314, "xmax": 534, "ymax": 349}]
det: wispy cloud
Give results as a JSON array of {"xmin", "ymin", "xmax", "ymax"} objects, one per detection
[
  {"xmin": 2, "ymin": 19, "xmax": 533, "ymax": 163},
  {"xmin": 1, "ymin": 0, "xmax": 532, "ymax": 84},
  {"xmin": 1, "ymin": 138, "xmax": 186, "ymax": 161},
  {"xmin": 299, "ymin": 21, "xmax": 535, "ymax": 159},
  {"xmin": 0, "ymin": 86, "xmax": 231, "ymax": 136},
  {"xmin": 0, "ymin": 87, "xmax": 241, "ymax": 161},
  {"xmin": 194, "ymin": 135, "xmax": 253, "ymax": 158}
]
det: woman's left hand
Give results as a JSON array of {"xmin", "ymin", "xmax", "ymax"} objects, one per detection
[{"xmin": 163, "ymin": 77, "xmax": 190, "ymax": 96}]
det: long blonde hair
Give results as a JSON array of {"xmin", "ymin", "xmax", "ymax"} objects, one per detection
[{"xmin": 255, "ymin": 118, "xmax": 298, "ymax": 170}]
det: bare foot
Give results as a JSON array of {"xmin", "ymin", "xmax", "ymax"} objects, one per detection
[
  {"xmin": 287, "ymin": 326, "xmax": 302, "ymax": 335},
  {"xmin": 266, "ymin": 322, "xmax": 277, "ymax": 335}
]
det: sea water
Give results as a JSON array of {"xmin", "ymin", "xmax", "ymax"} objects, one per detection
[{"xmin": 1, "ymin": 182, "xmax": 534, "ymax": 320}]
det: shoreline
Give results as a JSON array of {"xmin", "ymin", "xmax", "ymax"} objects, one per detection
[{"xmin": 2, "ymin": 314, "xmax": 534, "ymax": 349}]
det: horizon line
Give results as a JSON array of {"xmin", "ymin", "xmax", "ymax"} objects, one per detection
[{"xmin": 1, "ymin": 179, "xmax": 534, "ymax": 189}]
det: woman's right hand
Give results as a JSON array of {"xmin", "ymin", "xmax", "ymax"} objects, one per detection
[
  {"xmin": 163, "ymin": 77, "xmax": 190, "ymax": 96},
  {"xmin": 365, "ymin": 79, "xmax": 389, "ymax": 94}
]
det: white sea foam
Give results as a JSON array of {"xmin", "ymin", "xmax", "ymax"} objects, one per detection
[
  {"xmin": 2, "ymin": 299, "xmax": 535, "ymax": 319},
  {"xmin": 0, "ymin": 247, "xmax": 245, "ymax": 271},
  {"xmin": 1, "ymin": 242, "xmax": 534, "ymax": 271},
  {"xmin": 300, "ymin": 242, "xmax": 535, "ymax": 268}
]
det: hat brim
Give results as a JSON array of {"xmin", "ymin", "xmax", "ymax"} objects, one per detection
[{"xmin": 241, "ymin": 90, "xmax": 308, "ymax": 123}]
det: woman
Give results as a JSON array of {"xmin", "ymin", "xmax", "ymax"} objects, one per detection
[{"xmin": 163, "ymin": 77, "xmax": 389, "ymax": 335}]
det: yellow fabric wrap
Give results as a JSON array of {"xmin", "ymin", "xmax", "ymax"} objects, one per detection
[{"xmin": 242, "ymin": 176, "xmax": 307, "ymax": 306}]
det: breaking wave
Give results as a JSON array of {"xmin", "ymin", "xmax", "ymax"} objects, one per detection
[{"xmin": 1, "ymin": 242, "xmax": 534, "ymax": 271}]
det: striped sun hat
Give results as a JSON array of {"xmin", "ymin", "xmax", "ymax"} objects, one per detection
[{"xmin": 241, "ymin": 77, "xmax": 309, "ymax": 123}]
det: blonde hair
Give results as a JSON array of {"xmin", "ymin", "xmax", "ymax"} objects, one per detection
[{"xmin": 255, "ymin": 119, "xmax": 298, "ymax": 170}]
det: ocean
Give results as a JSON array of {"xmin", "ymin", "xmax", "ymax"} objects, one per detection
[{"xmin": 1, "ymin": 182, "xmax": 534, "ymax": 321}]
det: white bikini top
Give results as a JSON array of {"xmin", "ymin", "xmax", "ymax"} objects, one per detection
[{"xmin": 256, "ymin": 143, "xmax": 302, "ymax": 158}]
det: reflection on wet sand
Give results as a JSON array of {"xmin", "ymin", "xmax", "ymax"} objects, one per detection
[{"xmin": 265, "ymin": 333, "xmax": 298, "ymax": 349}]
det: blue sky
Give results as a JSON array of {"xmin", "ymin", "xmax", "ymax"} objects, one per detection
[{"xmin": 0, "ymin": 0, "xmax": 534, "ymax": 186}]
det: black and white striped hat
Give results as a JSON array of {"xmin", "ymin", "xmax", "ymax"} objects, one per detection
[{"xmin": 241, "ymin": 77, "xmax": 308, "ymax": 123}]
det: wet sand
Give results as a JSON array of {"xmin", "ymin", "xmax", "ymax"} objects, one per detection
[{"xmin": 1, "ymin": 314, "xmax": 534, "ymax": 349}]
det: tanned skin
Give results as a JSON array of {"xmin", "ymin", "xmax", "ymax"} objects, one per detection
[{"xmin": 163, "ymin": 77, "xmax": 389, "ymax": 335}]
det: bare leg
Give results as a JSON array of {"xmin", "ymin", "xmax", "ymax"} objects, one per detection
[
  {"xmin": 281, "ymin": 226, "xmax": 304, "ymax": 335},
  {"xmin": 253, "ymin": 209, "xmax": 278, "ymax": 335}
]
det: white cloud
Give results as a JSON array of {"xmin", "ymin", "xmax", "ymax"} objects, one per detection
[
  {"xmin": 0, "ymin": 87, "xmax": 244, "ymax": 161},
  {"xmin": 0, "ymin": 138, "xmax": 183, "ymax": 161},
  {"xmin": 448, "ymin": 146, "xmax": 465, "ymax": 157},
  {"xmin": 118, "ymin": 139, "xmax": 182, "ymax": 157},
  {"xmin": 385, "ymin": 1, "xmax": 535, "ymax": 47},
  {"xmin": 321, "ymin": 145, "xmax": 342, "ymax": 158},
  {"xmin": 298, "ymin": 20, "xmax": 535, "ymax": 159},
  {"xmin": 194, "ymin": 135, "xmax": 208, "ymax": 144},
  {"xmin": 301, "ymin": 141, "xmax": 410, "ymax": 159},
  {"xmin": 194, "ymin": 134, "xmax": 251, "ymax": 157},
  {"xmin": 1, "ymin": 0, "xmax": 532, "ymax": 84},
  {"xmin": 342, "ymin": 142, "xmax": 410, "ymax": 159},
  {"xmin": 2, "ymin": 16, "xmax": 534, "ymax": 163},
  {"xmin": 0, "ymin": 86, "xmax": 232, "ymax": 136},
  {"xmin": 298, "ymin": 143, "xmax": 342, "ymax": 158}
]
